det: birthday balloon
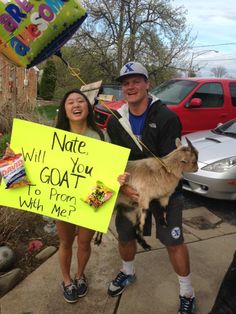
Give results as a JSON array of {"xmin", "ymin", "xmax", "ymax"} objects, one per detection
[{"xmin": 0, "ymin": 0, "xmax": 87, "ymax": 68}]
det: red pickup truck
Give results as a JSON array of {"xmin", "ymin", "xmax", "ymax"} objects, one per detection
[{"xmin": 94, "ymin": 78, "xmax": 236, "ymax": 134}]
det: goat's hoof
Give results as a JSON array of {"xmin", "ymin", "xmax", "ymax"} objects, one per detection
[
  {"xmin": 138, "ymin": 240, "xmax": 152, "ymax": 251},
  {"xmin": 143, "ymin": 244, "xmax": 152, "ymax": 251},
  {"xmin": 94, "ymin": 240, "xmax": 102, "ymax": 246}
]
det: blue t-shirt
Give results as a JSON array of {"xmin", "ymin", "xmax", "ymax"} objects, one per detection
[{"xmin": 129, "ymin": 98, "xmax": 152, "ymax": 140}]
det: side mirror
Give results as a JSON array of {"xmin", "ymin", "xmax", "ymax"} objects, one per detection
[{"xmin": 189, "ymin": 98, "xmax": 202, "ymax": 107}]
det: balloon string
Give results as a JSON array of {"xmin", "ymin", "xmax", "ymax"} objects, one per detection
[
  {"xmin": 54, "ymin": 51, "xmax": 86, "ymax": 85},
  {"xmin": 67, "ymin": 65, "xmax": 86, "ymax": 85}
]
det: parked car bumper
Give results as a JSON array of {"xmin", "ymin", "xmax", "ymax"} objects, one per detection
[{"xmin": 183, "ymin": 162, "xmax": 236, "ymax": 201}]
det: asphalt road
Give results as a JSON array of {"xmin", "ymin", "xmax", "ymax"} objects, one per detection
[{"xmin": 183, "ymin": 190, "xmax": 236, "ymax": 225}]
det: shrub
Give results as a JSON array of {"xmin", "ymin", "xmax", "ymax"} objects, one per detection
[
  {"xmin": 0, "ymin": 207, "xmax": 28, "ymax": 246},
  {"xmin": 39, "ymin": 59, "xmax": 57, "ymax": 100},
  {"xmin": 0, "ymin": 134, "xmax": 11, "ymax": 158}
]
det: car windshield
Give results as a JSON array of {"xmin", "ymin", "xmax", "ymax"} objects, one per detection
[
  {"xmin": 102, "ymin": 85, "xmax": 123, "ymax": 101},
  {"xmin": 151, "ymin": 80, "xmax": 198, "ymax": 105},
  {"xmin": 213, "ymin": 119, "xmax": 236, "ymax": 138}
]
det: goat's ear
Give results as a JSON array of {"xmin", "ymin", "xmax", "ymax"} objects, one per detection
[{"xmin": 175, "ymin": 138, "xmax": 182, "ymax": 148}]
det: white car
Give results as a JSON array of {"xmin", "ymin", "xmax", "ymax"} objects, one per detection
[{"xmin": 182, "ymin": 119, "xmax": 236, "ymax": 201}]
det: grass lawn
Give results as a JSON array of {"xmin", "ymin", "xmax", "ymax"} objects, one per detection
[{"xmin": 35, "ymin": 104, "xmax": 58, "ymax": 120}]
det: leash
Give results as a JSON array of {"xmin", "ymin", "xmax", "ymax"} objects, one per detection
[{"xmin": 97, "ymin": 98, "xmax": 170, "ymax": 173}]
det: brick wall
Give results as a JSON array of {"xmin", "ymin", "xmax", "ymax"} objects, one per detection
[{"xmin": 0, "ymin": 55, "xmax": 38, "ymax": 112}]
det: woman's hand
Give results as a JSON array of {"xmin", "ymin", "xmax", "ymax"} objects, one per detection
[{"xmin": 2, "ymin": 143, "xmax": 15, "ymax": 159}]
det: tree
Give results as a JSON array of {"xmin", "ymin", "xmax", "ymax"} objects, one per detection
[
  {"xmin": 39, "ymin": 58, "xmax": 57, "ymax": 100},
  {"xmin": 210, "ymin": 66, "xmax": 228, "ymax": 78},
  {"xmin": 72, "ymin": 0, "xmax": 194, "ymax": 85},
  {"xmin": 188, "ymin": 69, "xmax": 197, "ymax": 77}
]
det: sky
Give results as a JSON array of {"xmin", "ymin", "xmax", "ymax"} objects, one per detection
[{"xmin": 172, "ymin": 0, "xmax": 236, "ymax": 77}]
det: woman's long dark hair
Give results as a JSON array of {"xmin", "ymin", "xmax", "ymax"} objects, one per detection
[{"xmin": 56, "ymin": 89, "xmax": 104, "ymax": 140}]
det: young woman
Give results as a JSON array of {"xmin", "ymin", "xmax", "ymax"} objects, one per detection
[
  {"xmin": 1, "ymin": 89, "xmax": 126, "ymax": 304},
  {"xmin": 55, "ymin": 89, "xmax": 110, "ymax": 303}
]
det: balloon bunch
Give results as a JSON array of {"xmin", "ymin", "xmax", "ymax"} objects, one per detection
[{"xmin": 0, "ymin": 0, "xmax": 87, "ymax": 68}]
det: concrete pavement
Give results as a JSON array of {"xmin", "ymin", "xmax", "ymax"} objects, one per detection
[{"xmin": 1, "ymin": 206, "xmax": 236, "ymax": 314}]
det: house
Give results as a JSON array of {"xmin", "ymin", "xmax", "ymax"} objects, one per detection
[{"xmin": 0, "ymin": 55, "xmax": 38, "ymax": 132}]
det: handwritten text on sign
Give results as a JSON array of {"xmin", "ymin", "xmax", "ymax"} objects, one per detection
[{"xmin": 0, "ymin": 119, "xmax": 130, "ymax": 233}]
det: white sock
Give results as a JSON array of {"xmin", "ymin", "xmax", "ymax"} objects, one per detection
[
  {"xmin": 178, "ymin": 274, "xmax": 195, "ymax": 298},
  {"xmin": 122, "ymin": 260, "xmax": 135, "ymax": 275}
]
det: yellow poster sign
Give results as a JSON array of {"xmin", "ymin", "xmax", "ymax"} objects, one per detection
[{"xmin": 0, "ymin": 119, "xmax": 130, "ymax": 233}]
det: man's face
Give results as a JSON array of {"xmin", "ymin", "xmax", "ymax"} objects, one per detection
[{"xmin": 121, "ymin": 75, "xmax": 150, "ymax": 106}]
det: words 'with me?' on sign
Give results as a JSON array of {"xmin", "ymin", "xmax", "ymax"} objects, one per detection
[{"xmin": 0, "ymin": 119, "xmax": 130, "ymax": 233}]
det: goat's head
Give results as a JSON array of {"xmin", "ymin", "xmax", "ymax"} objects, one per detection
[{"xmin": 175, "ymin": 137, "xmax": 198, "ymax": 173}]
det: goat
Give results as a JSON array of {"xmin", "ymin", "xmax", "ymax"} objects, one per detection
[{"xmin": 94, "ymin": 137, "xmax": 198, "ymax": 249}]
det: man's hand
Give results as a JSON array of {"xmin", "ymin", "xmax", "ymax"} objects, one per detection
[
  {"xmin": 120, "ymin": 184, "xmax": 139, "ymax": 202},
  {"xmin": 117, "ymin": 172, "xmax": 139, "ymax": 201},
  {"xmin": 117, "ymin": 172, "xmax": 130, "ymax": 186}
]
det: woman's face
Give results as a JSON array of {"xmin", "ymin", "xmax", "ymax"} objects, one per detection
[{"xmin": 64, "ymin": 92, "xmax": 89, "ymax": 123}]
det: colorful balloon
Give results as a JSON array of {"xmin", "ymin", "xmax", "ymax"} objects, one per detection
[{"xmin": 0, "ymin": 0, "xmax": 87, "ymax": 68}]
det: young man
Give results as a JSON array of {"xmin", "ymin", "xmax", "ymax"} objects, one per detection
[{"xmin": 106, "ymin": 62, "xmax": 195, "ymax": 314}]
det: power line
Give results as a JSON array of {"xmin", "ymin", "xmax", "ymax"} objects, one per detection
[
  {"xmin": 197, "ymin": 58, "xmax": 236, "ymax": 62},
  {"xmin": 163, "ymin": 42, "xmax": 236, "ymax": 51},
  {"xmin": 193, "ymin": 43, "xmax": 236, "ymax": 48}
]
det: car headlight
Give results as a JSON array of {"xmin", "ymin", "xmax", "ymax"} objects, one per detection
[{"xmin": 202, "ymin": 157, "xmax": 236, "ymax": 172}]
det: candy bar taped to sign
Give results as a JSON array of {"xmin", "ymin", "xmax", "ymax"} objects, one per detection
[{"xmin": 82, "ymin": 181, "xmax": 114, "ymax": 210}]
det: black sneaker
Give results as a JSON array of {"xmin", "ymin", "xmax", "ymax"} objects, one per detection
[
  {"xmin": 178, "ymin": 295, "xmax": 196, "ymax": 314},
  {"xmin": 74, "ymin": 274, "xmax": 88, "ymax": 298},
  {"xmin": 107, "ymin": 271, "xmax": 136, "ymax": 297},
  {"xmin": 61, "ymin": 282, "xmax": 78, "ymax": 303}
]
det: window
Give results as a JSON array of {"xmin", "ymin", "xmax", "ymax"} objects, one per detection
[
  {"xmin": 191, "ymin": 83, "xmax": 224, "ymax": 108},
  {"xmin": 229, "ymin": 83, "xmax": 236, "ymax": 107},
  {"xmin": 151, "ymin": 80, "xmax": 198, "ymax": 105},
  {"xmin": 102, "ymin": 85, "xmax": 123, "ymax": 101}
]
